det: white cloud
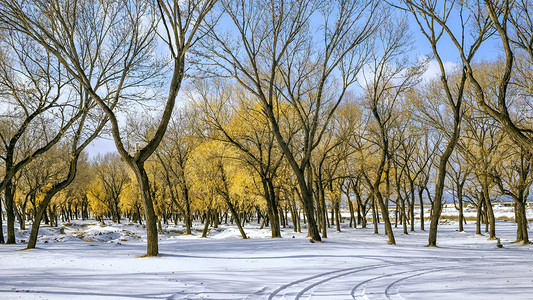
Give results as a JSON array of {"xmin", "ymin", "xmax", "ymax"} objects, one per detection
[{"xmin": 422, "ymin": 59, "xmax": 459, "ymax": 83}]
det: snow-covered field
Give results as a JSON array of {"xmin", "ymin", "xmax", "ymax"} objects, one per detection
[{"xmin": 1, "ymin": 208, "xmax": 533, "ymax": 299}]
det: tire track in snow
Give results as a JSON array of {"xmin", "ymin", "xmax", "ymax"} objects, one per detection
[
  {"xmin": 381, "ymin": 260, "xmax": 516, "ymax": 300},
  {"xmin": 265, "ymin": 255, "xmax": 520, "ymax": 299},
  {"xmin": 267, "ymin": 259, "xmax": 430, "ymax": 299},
  {"xmin": 351, "ymin": 264, "xmax": 452, "ymax": 300},
  {"xmin": 267, "ymin": 264, "xmax": 384, "ymax": 300}
]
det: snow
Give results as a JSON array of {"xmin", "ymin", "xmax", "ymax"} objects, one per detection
[{"xmin": 1, "ymin": 210, "xmax": 533, "ymax": 299}]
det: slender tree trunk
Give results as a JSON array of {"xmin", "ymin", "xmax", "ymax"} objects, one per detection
[
  {"xmin": 184, "ymin": 187, "xmax": 192, "ymax": 235},
  {"xmin": 476, "ymin": 196, "xmax": 483, "ymax": 235},
  {"xmin": 0, "ymin": 197, "xmax": 4, "ymax": 244},
  {"xmin": 361, "ymin": 204, "xmax": 367, "ymax": 228},
  {"xmin": 335, "ymin": 200, "xmax": 341, "ymax": 232},
  {"xmin": 371, "ymin": 195, "xmax": 378, "ymax": 234},
  {"xmin": 225, "ymin": 198, "xmax": 247, "ymax": 239},
  {"xmin": 347, "ymin": 197, "xmax": 355, "ymax": 228},
  {"xmin": 410, "ymin": 181, "xmax": 415, "ymax": 232},
  {"xmin": 16, "ymin": 205, "xmax": 26, "ymax": 231},
  {"xmin": 290, "ymin": 193, "xmax": 299, "ymax": 232},
  {"xmin": 482, "ymin": 182, "xmax": 496, "ymax": 240},
  {"xmin": 266, "ymin": 179, "xmax": 281, "ymax": 237},
  {"xmin": 458, "ymin": 183, "xmax": 464, "ymax": 232},
  {"xmin": 201, "ymin": 209, "xmax": 211, "ymax": 238},
  {"xmin": 320, "ymin": 186, "xmax": 327, "ymax": 238},
  {"xmin": 5, "ymin": 179, "xmax": 16, "ymax": 244},
  {"xmin": 279, "ymin": 207, "xmax": 286, "ymax": 228},
  {"xmin": 315, "ymin": 190, "xmax": 322, "ymax": 234},
  {"xmin": 394, "ymin": 204, "xmax": 399, "ymax": 228},
  {"xmin": 402, "ymin": 198, "xmax": 408, "ymax": 235}
]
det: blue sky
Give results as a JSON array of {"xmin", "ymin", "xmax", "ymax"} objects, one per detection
[{"xmin": 86, "ymin": 4, "xmax": 505, "ymax": 159}]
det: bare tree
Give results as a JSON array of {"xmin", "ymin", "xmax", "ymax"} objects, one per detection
[
  {"xmin": 358, "ymin": 12, "xmax": 425, "ymax": 244},
  {"xmin": 0, "ymin": 30, "xmax": 84, "ymax": 244},
  {"xmin": 472, "ymin": 1, "xmax": 533, "ymax": 154},
  {"xmin": 199, "ymin": 0, "xmax": 380, "ymax": 241},
  {"xmin": 0, "ymin": 0, "xmax": 215, "ymax": 256},
  {"xmin": 398, "ymin": 0, "xmax": 493, "ymax": 246}
]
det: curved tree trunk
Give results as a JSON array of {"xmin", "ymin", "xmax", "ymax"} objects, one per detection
[
  {"xmin": 131, "ymin": 162, "xmax": 159, "ymax": 256},
  {"xmin": 27, "ymin": 153, "xmax": 82, "ymax": 249},
  {"xmin": 376, "ymin": 191, "xmax": 395, "ymax": 244}
]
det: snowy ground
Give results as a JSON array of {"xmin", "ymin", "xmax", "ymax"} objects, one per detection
[{"xmin": 1, "ymin": 209, "xmax": 533, "ymax": 299}]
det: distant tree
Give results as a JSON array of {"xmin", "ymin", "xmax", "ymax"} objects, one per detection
[
  {"xmin": 190, "ymin": 81, "xmax": 285, "ymax": 237},
  {"xmin": 445, "ymin": 149, "xmax": 472, "ymax": 232},
  {"xmin": 154, "ymin": 112, "xmax": 199, "ymax": 234},
  {"xmin": 89, "ymin": 153, "xmax": 130, "ymax": 224}
]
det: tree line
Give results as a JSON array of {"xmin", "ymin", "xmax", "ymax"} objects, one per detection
[{"xmin": 0, "ymin": 0, "xmax": 532, "ymax": 256}]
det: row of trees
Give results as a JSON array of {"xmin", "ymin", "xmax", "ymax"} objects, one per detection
[{"xmin": 0, "ymin": 0, "xmax": 532, "ymax": 256}]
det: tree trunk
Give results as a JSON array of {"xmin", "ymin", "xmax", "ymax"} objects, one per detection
[
  {"xmin": 223, "ymin": 199, "xmax": 247, "ymax": 239},
  {"xmin": 131, "ymin": 162, "xmax": 158, "ymax": 256},
  {"xmin": 482, "ymin": 182, "xmax": 496, "ymax": 240},
  {"xmin": 335, "ymin": 200, "xmax": 341, "ymax": 232},
  {"xmin": 184, "ymin": 186, "xmax": 192, "ymax": 235},
  {"xmin": 201, "ymin": 209, "xmax": 211, "ymax": 238},
  {"xmin": 394, "ymin": 204, "xmax": 399, "ymax": 228},
  {"xmin": 515, "ymin": 198, "xmax": 529, "ymax": 244},
  {"xmin": 376, "ymin": 191, "xmax": 395, "ymax": 244},
  {"xmin": 266, "ymin": 179, "xmax": 281, "ymax": 237},
  {"xmin": 427, "ymin": 120, "xmax": 461, "ymax": 247},
  {"xmin": 290, "ymin": 192, "xmax": 300, "ymax": 232},
  {"xmin": 347, "ymin": 197, "xmax": 355, "ymax": 228},
  {"xmin": 0, "ymin": 196, "xmax": 5, "ymax": 244},
  {"xmin": 320, "ymin": 186, "xmax": 328, "ymax": 238},
  {"xmin": 458, "ymin": 183, "xmax": 464, "ymax": 232},
  {"xmin": 301, "ymin": 186, "xmax": 321, "ymax": 241},
  {"xmin": 371, "ymin": 195, "xmax": 378, "ymax": 234},
  {"xmin": 402, "ymin": 197, "xmax": 408, "ymax": 235},
  {"xmin": 5, "ymin": 179, "xmax": 16, "ymax": 244},
  {"xmin": 16, "ymin": 205, "xmax": 26, "ymax": 231},
  {"xmin": 419, "ymin": 187, "xmax": 426, "ymax": 231},
  {"xmin": 476, "ymin": 196, "xmax": 483, "ymax": 235},
  {"xmin": 410, "ymin": 181, "xmax": 415, "ymax": 232}
]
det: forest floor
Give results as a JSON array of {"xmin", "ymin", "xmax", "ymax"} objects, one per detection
[{"xmin": 1, "ymin": 208, "xmax": 533, "ymax": 299}]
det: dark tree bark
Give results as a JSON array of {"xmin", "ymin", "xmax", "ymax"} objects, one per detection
[{"xmin": 0, "ymin": 198, "xmax": 4, "ymax": 244}]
